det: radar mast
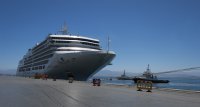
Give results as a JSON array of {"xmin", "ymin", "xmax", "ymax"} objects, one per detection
[{"xmin": 59, "ymin": 22, "xmax": 68, "ymax": 35}]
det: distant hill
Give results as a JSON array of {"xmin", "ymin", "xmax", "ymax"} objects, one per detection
[
  {"xmin": 0, "ymin": 69, "xmax": 16, "ymax": 75},
  {"xmin": 93, "ymin": 70, "xmax": 138, "ymax": 77}
]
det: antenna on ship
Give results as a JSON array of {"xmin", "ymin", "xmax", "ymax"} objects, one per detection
[
  {"xmin": 147, "ymin": 64, "xmax": 150, "ymax": 72},
  {"xmin": 59, "ymin": 22, "xmax": 68, "ymax": 35},
  {"xmin": 123, "ymin": 69, "xmax": 126, "ymax": 76},
  {"xmin": 107, "ymin": 36, "xmax": 110, "ymax": 53}
]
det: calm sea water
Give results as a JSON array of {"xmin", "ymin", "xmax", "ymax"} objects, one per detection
[
  {"xmin": 94, "ymin": 76, "xmax": 200, "ymax": 91},
  {"xmin": 155, "ymin": 77, "xmax": 200, "ymax": 91}
]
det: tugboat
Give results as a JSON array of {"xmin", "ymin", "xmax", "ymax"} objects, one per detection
[
  {"xmin": 117, "ymin": 70, "xmax": 132, "ymax": 80},
  {"xmin": 133, "ymin": 65, "xmax": 169, "ymax": 83}
]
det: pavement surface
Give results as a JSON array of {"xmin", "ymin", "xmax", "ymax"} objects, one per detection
[{"xmin": 0, "ymin": 76, "xmax": 200, "ymax": 107}]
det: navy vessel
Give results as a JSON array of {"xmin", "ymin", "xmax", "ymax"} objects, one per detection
[{"xmin": 16, "ymin": 24, "xmax": 116, "ymax": 81}]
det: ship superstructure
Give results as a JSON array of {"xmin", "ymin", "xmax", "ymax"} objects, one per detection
[{"xmin": 17, "ymin": 26, "xmax": 115, "ymax": 80}]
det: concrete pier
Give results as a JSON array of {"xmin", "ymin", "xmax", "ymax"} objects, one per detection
[{"xmin": 0, "ymin": 76, "xmax": 200, "ymax": 107}]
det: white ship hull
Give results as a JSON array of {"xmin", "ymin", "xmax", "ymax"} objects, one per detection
[
  {"xmin": 17, "ymin": 50, "xmax": 115, "ymax": 81},
  {"xmin": 48, "ymin": 50, "xmax": 115, "ymax": 80}
]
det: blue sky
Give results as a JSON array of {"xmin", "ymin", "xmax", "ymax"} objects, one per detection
[{"xmin": 0, "ymin": 0, "xmax": 200, "ymax": 74}]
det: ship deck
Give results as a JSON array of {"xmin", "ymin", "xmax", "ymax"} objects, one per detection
[{"xmin": 0, "ymin": 76, "xmax": 200, "ymax": 107}]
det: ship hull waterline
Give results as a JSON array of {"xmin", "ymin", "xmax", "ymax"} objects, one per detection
[{"xmin": 133, "ymin": 78, "xmax": 170, "ymax": 83}]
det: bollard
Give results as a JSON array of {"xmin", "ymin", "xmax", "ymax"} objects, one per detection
[
  {"xmin": 97, "ymin": 79, "xmax": 101, "ymax": 86},
  {"xmin": 92, "ymin": 79, "xmax": 101, "ymax": 86},
  {"xmin": 45, "ymin": 74, "xmax": 48, "ymax": 80},
  {"xmin": 69, "ymin": 77, "xmax": 73, "ymax": 83},
  {"xmin": 92, "ymin": 79, "xmax": 96, "ymax": 86},
  {"xmin": 53, "ymin": 76, "xmax": 56, "ymax": 81},
  {"xmin": 42, "ymin": 74, "xmax": 45, "ymax": 80},
  {"xmin": 34, "ymin": 73, "xmax": 41, "ymax": 79}
]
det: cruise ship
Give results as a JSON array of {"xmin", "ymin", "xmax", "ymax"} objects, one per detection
[{"xmin": 16, "ymin": 25, "xmax": 116, "ymax": 81}]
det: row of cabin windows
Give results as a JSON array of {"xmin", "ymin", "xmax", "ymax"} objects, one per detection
[
  {"xmin": 32, "ymin": 44, "xmax": 48, "ymax": 54},
  {"xmin": 51, "ymin": 37, "xmax": 99, "ymax": 43},
  {"xmin": 51, "ymin": 41, "xmax": 99, "ymax": 47},
  {"xmin": 24, "ymin": 50, "xmax": 55, "ymax": 65},
  {"xmin": 33, "ymin": 60, "xmax": 49, "ymax": 66},
  {"xmin": 24, "ymin": 41, "xmax": 49, "ymax": 63},
  {"xmin": 52, "ymin": 45, "xmax": 101, "ymax": 50},
  {"xmin": 32, "ymin": 65, "xmax": 45, "ymax": 70},
  {"xmin": 24, "ymin": 49, "xmax": 54, "ymax": 65},
  {"xmin": 24, "ymin": 58, "xmax": 32, "ymax": 64},
  {"xmin": 21, "ymin": 64, "xmax": 32, "ymax": 69},
  {"xmin": 32, "ymin": 46, "xmax": 51, "ymax": 57},
  {"xmin": 33, "ymin": 49, "xmax": 54, "ymax": 59},
  {"xmin": 32, "ymin": 40, "xmax": 48, "ymax": 51},
  {"xmin": 19, "ymin": 68, "xmax": 31, "ymax": 72},
  {"xmin": 80, "ymin": 42, "xmax": 99, "ymax": 46},
  {"xmin": 33, "ymin": 54, "xmax": 53, "ymax": 62},
  {"xmin": 23, "ymin": 60, "xmax": 48, "ymax": 69},
  {"xmin": 19, "ymin": 65, "xmax": 45, "ymax": 72}
]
